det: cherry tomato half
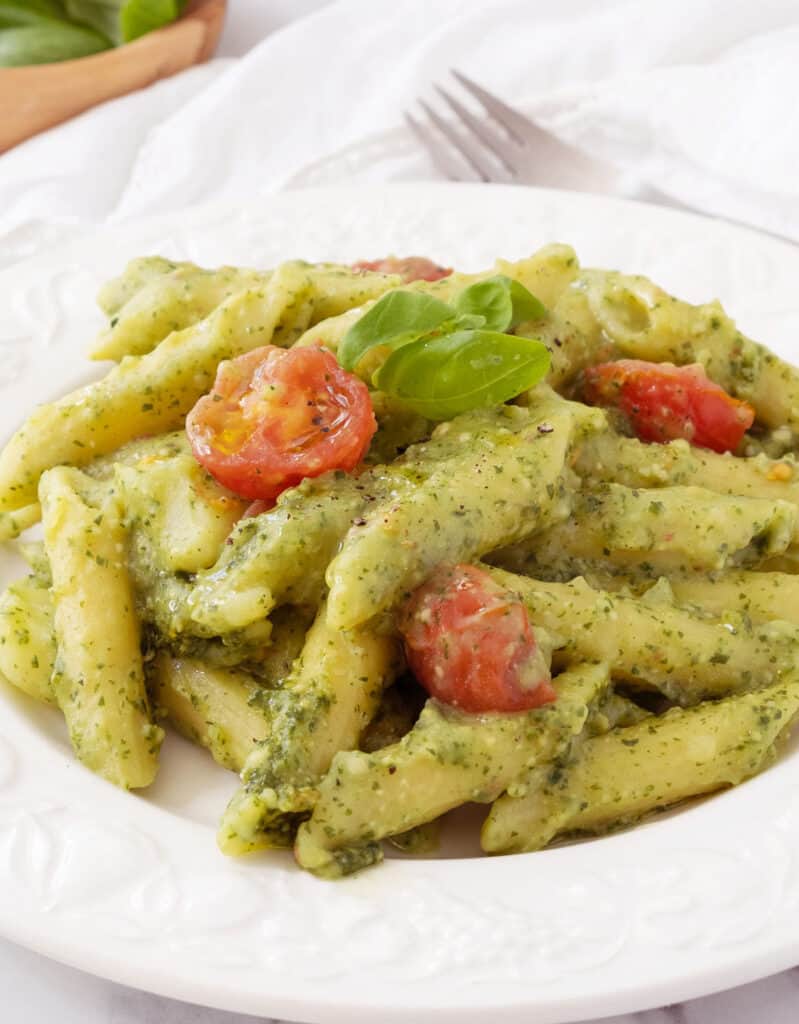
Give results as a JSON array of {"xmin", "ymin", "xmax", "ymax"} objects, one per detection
[
  {"xmin": 583, "ymin": 359, "xmax": 754, "ymax": 454},
  {"xmin": 186, "ymin": 345, "xmax": 376, "ymax": 501},
  {"xmin": 399, "ymin": 564, "xmax": 555, "ymax": 713},
  {"xmin": 351, "ymin": 256, "xmax": 452, "ymax": 283}
]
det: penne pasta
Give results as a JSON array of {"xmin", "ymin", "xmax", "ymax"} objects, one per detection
[
  {"xmin": 487, "ymin": 569, "xmax": 799, "ymax": 705},
  {"xmin": 151, "ymin": 654, "xmax": 271, "ymax": 773},
  {"xmin": 494, "ymin": 483, "xmax": 796, "ymax": 578},
  {"xmin": 40, "ymin": 468, "xmax": 163, "ymax": 789},
  {"xmin": 2, "ymin": 242, "xmax": 798, "ymax": 879},
  {"xmin": 325, "ymin": 398, "xmax": 603, "ymax": 630},
  {"xmin": 218, "ymin": 601, "xmax": 402, "ymax": 854},
  {"xmin": 0, "ymin": 576, "xmax": 57, "ymax": 706},
  {"xmin": 483, "ymin": 673, "xmax": 799, "ymax": 853},
  {"xmin": 295, "ymin": 662, "xmax": 608, "ymax": 878}
]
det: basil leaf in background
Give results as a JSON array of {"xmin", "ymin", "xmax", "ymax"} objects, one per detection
[
  {"xmin": 454, "ymin": 275, "xmax": 547, "ymax": 332},
  {"xmin": 120, "ymin": 0, "xmax": 185, "ymax": 40},
  {"xmin": 338, "ymin": 290, "xmax": 455, "ymax": 371},
  {"xmin": 0, "ymin": 1, "xmax": 65, "ymax": 28},
  {"xmin": 21, "ymin": 0, "xmax": 64, "ymax": 11},
  {"xmin": 374, "ymin": 329, "xmax": 551, "ymax": 420},
  {"xmin": 65, "ymin": 0, "xmax": 185, "ymax": 45},
  {"xmin": 0, "ymin": 20, "xmax": 109, "ymax": 64}
]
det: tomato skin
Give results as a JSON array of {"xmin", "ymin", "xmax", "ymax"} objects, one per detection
[
  {"xmin": 399, "ymin": 564, "xmax": 555, "ymax": 713},
  {"xmin": 583, "ymin": 359, "xmax": 755, "ymax": 454},
  {"xmin": 186, "ymin": 345, "xmax": 376, "ymax": 501},
  {"xmin": 352, "ymin": 256, "xmax": 452, "ymax": 283}
]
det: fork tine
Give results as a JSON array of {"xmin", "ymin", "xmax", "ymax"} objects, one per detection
[
  {"xmin": 417, "ymin": 100, "xmax": 495, "ymax": 183},
  {"xmin": 433, "ymin": 85, "xmax": 517, "ymax": 178},
  {"xmin": 404, "ymin": 112, "xmax": 473, "ymax": 183},
  {"xmin": 450, "ymin": 69, "xmax": 539, "ymax": 145},
  {"xmin": 450, "ymin": 68, "xmax": 619, "ymax": 190}
]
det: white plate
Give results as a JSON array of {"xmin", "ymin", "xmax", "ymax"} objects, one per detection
[{"xmin": 1, "ymin": 184, "xmax": 799, "ymax": 1024}]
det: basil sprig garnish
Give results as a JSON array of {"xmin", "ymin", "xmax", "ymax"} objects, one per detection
[
  {"xmin": 339, "ymin": 275, "xmax": 550, "ymax": 421},
  {"xmin": 452, "ymin": 276, "xmax": 546, "ymax": 331},
  {"xmin": 374, "ymin": 329, "xmax": 551, "ymax": 420},
  {"xmin": 338, "ymin": 291, "xmax": 454, "ymax": 372}
]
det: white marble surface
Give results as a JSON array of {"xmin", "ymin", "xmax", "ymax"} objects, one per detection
[{"xmin": 2, "ymin": 2, "xmax": 799, "ymax": 1021}]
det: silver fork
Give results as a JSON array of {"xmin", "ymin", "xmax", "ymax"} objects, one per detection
[
  {"xmin": 406, "ymin": 69, "xmax": 734, "ymax": 215},
  {"xmin": 405, "ymin": 69, "xmax": 632, "ymax": 195},
  {"xmin": 405, "ymin": 71, "xmax": 796, "ymax": 243}
]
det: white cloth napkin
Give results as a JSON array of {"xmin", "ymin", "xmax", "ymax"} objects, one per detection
[{"xmin": 1, "ymin": 0, "xmax": 797, "ymax": 271}]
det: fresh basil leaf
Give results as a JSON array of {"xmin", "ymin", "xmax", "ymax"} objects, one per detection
[
  {"xmin": 506, "ymin": 277, "xmax": 547, "ymax": 327},
  {"xmin": 454, "ymin": 275, "xmax": 546, "ymax": 332},
  {"xmin": 338, "ymin": 290, "xmax": 455, "ymax": 371},
  {"xmin": 21, "ymin": 0, "xmax": 64, "ymax": 12},
  {"xmin": 65, "ymin": 0, "xmax": 185, "ymax": 44},
  {"xmin": 120, "ymin": 0, "xmax": 186, "ymax": 41},
  {"xmin": 64, "ymin": 0, "xmax": 118, "ymax": 40},
  {"xmin": 374, "ymin": 329, "xmax": 551, "ymax": 420},
  {"xmin": 0, "ymin": 1, "xmax": 65, "ymax": 28},
  {"xmin": 454, "ymin": 313, "xmax": 487, "ymax": 329},
  {"xmin": 0, "ymin": 20, "xmax": 109, "ymax": 64},
  {"xmin": 454, "ymin": 278, "xmax": 513, "ymax": 332}
]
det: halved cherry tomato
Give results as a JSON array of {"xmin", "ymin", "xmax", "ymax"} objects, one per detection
[
  {"xmin": 583, "ymin": 359, "xmax": 755, "ymax": 454},
  {"xmin": 351, "ymin": 256, "xmax": 452, "ymax": 283},
  {"xmin": 399, "ymin": 564, "xmax": 555, "ymax": 713},
  {"xmin": 186, "ymin": 345, "xmax": 376, "ymax": 501}
]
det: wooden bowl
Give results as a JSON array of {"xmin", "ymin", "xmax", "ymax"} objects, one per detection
[{"xmin": 0, "ymin": 0, "xmax": 227, "ymax": 152}]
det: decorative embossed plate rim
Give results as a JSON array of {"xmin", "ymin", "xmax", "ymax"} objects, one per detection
[{"xmin": 0, "ymin": 185, "xmax": 798, "ymax": 1024}]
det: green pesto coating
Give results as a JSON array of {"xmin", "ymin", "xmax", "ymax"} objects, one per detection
[
  {"xmin": 0, "ymin": 262, "xmax": 317, "ymax": 512},
  {"xmin": 488, "ymin": 569, "xmax": 799, "ymax": 705},
  {"xmin": 151, "ymin": 654, "xmax": 271, "ymax": 773},
  {"xmin": 325, "ymin": 398, "xmax": 604, "ymax": 630},
  {"xmin": 96, "ymin": 256, "xmax": 177, "ymax": 316},
  {"xmin": 0, "ymin": 503, "xmax": 41, "ymax": 541},
  {"xmin": 0, "ymin": 575, "xmax": 57, "ymax": 705},
  {"xmin": 294, "ymin": 662, "xmax": 608, "ymax": 879},
  {"xmin": 93, "ymin": 262, "xmax": 273, "ymax": 361},
  {"xmin": 120, "ymin": 470, "xmax": 271, "ymax": 650},
  {"xmin": 187, "ymin": 471, "xmax": 376, "ymax": 634},
  {"xmin": 114, "ymin": 449, "xmax": 246, "ymax": 575},
  {"xmin": 188, "ymin": 398, "xmax": 499, "ymax": 634},
  {"xmin": 494, "ymin": 482, "xmax": 796, "ymax": 579},
  {"xmin": 153, "ymin": 604, "xmax": 312, "ymax": 680},
  {"xmin": 188, "ymin": 400, "xmax": 582, "ymax": 635},
  {"xmin": 585, "ymin": 690, "xmax": 651, "ymax": 737},
  {"xmin": 483, "ymin": 673, "xmax": 799, "ymax": 854},
  {"xmin": 359, "ymin": 675, "xmax": 426, "ymax": 752},
  {"xmin": 575, "ymin": 433, "xmax": 799, "ymax": 536},
  {"xmin": 94, "ymin": 258, "xmax": 401, "ymax": 361},
  {"xmin": 218, "ymin": 602, "xmax": 401, "ymax": 855},
  {"xmin": 8, "ymin": 244, "xmax": 799, "ymax": 878},
  {"xmin": 40, "ymin": 467, "xmax": 163, "ymax": 789},
  {"xmin": 667, "ymin": 570, "xmax": 799, "ymax": 626},
  {"xmin": 581, "ymin": 267, "xmax": 799, "ymax": 436}
]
